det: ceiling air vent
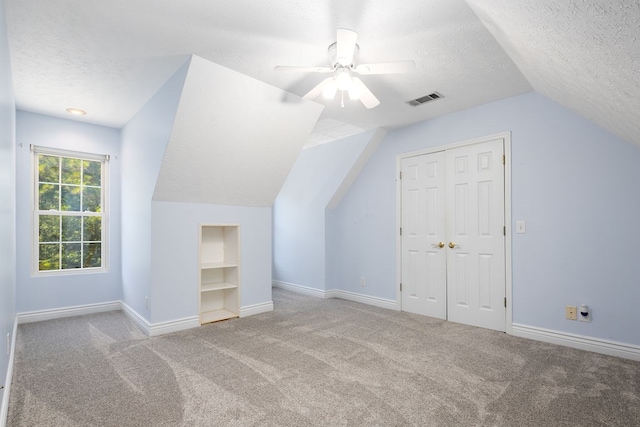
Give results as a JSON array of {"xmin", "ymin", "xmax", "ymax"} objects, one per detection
[{"xmin": 407, "ymin": 92, "xmax": 443, "ymax": 107}]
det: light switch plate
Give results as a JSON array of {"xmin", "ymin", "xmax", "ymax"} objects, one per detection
[{"xmin": 516, "ymin": 220, "xmax": 526, "ymax": 234}]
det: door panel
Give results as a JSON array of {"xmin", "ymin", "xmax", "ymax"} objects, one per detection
[
  {"xmin": 446, "ymin": 139, "xmax": 505, "ymax": 331},
  {"xmin": 400, "ymin": 137, "xmax": 506, "ymax": 331},
  {"xmin": 401, "ymin": 153, "xmax": 446, "ymax": 318}
]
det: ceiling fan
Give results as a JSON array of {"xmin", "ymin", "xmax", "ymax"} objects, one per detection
[{"xmin": 274, "ymin": 29, "xmax": 416, "ymax": 109}]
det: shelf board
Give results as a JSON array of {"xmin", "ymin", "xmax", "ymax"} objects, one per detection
[
  {"xmin": 201, "ymin": 282, "xmax": 238, "ymax": 292},
  {"xmin": 200, "ymin": 309, "xmax": 238, "ymax": 324},
  {"xmin": 201, "ymin": 262, "xmax": 238, "ymax": 270}
]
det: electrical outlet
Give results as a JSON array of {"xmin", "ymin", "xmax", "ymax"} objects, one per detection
[
  {"xmin": 565, "ymin": 305, "xmax": 577, "ymax": 320},
  {"xmin": 578, "ymin": 304, "xmax": 592, "ymax": 322},
  {"xmin": 145, "ymin": 296, "xmax": 149, "ymax": 309},
  {"xmin": 360, "ymin": 277, "xmax": 366, "ymax": 287}
]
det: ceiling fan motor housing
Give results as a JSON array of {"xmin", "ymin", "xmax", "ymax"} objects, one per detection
[{"xmin": 328, "ymin": 42, "xmax": 360, "ymax": 69}]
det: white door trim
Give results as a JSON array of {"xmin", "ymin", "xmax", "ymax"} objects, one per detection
[{"xmin": 395, "ymin": 132, "xmax": 513, "ymax": 331}]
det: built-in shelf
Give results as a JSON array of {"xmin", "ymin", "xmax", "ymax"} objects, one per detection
[
  {"xmin": 201, "ymin": 262, "xmax": 238, "ymax": 269},
  {"xmin": 200, "ymin": 309, "xmax": 238, "ymax": 324},
  {"xmin": 201, "ymin": 282, "xmax": 238, "ymax": 292},
  {"xmin": 199, "ymin": 225, "xmax": 240, "ymax": 325}
]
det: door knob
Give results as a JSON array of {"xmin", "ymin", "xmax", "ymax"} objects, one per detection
[
  {"xmin": 448, "ymin": 242, "xmax": 456, "ymax": 248},
  {"xmin": 433, "ymin": 242, "xmax": 445, "ymax": 249}
]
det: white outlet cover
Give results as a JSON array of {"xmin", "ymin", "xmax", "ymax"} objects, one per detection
[{"xmin": 579, "ymin": 305, "xmax": 592, "ymax": 322}]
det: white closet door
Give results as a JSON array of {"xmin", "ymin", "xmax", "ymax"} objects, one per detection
[
  {"xmin": 446, "ymin": 139, "xmax": 505, "ymax": 331},
  {"xmin": 401, "ymin": 152, "xmax": 447, "ymax": 318}
]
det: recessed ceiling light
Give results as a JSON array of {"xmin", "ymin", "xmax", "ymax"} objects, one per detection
[{"xmin": 66, "ymin": 108, "xmax": 86, "ymax": 116}]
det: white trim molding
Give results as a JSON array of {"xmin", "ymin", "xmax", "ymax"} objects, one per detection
[
  {"xmin": 119, "ymin": 302, "xmax": 199, "ymax": 337},
  {"xmin": 511, "ymin": 323, "xmax": 640, "ymax": 362},
  {"xmin": 148, "ymin": 316, "xmax": 199, "ymax": 337},
  {"xmin": 240, "ymin": 301, "xmax": 274, "ymax": 318},
  {"xmin": 1, "ymin": 318, "xmax": 18, "ymax": 427},
  {"xmin": 273, "ymin": 281, "xmax": 397, "ymax": 311},
  {"xmin": 17, "ymin": 301, "xmax": 121, "ymax": 324},
  {"xmin": 119, "ymin": 301, "xmax": 151, "ymax": 335},
  {"xmin": 327, "ymin": 290, "xmax": 398, "ymax": 311},
  {"xmin": 272, "ymin": 280, "xmax": 329, "ymax": 299}
]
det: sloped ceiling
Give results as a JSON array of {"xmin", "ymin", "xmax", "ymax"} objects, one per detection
[
  {"xmin": 5, "ymin": 0, "xmax": 530, "ymax": 135},
  {"xmin": 466, "ymin": 0, "xmax": 640, "ymax": 147},
  {"xmin": 152, "ymin": 55, "xmax": 323, "ymax": 206},
  {"xmin": 4, "ymin": 0, "xmax": 639, "ymax": 146}
]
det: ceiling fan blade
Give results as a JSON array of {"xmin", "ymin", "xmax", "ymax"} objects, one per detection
[
  {"xmin": 274, "ymin": 65, "xmax": 333, "ymax": 73},
  {"xmin": 351, "ymin": 77, "xmax": 380, "ymax": 109},
  {"xmin": 356, "ymin": 60, "xmax": 416, "ymax": 75},
  {"xmin": 336, "ymin": 28, "xmax": 358, "ymax": 66},
  {"xmin": 302, "ymin": 78, "xmax": 333, "ymax": 100}
]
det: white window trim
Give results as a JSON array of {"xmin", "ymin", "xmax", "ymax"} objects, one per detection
[{"xmin": 31, "ymin": 145, "xmax": 110, "ymax": 276}]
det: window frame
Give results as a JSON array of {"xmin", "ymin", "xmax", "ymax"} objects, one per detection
[{"xmin": 31, "ymin": 145, "xmax": 109, "ymax": 276}]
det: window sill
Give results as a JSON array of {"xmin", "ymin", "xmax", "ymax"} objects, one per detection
[{"xmin": 32, "ymin": 267, "xmax": 109, "ymax": 278}]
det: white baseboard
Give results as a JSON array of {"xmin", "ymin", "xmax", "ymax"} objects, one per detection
[
  {"xmin": 511, "ymin": 323, "xmax": 640, "ymax": 362},
  {"xmin": 119, "ymin": 301, "xmax": 151, "ymax": 335},
  {"xmin": 328, "ymin": 289, "xmax": 398, "ymax": 311},
  {"xmin": 240, "ymin": 301, "xmax": 274, "ymax": 318},
  {"xmin": 120, "ymin": 302, "xmax": 199, "ymax": 337},
  {"xmin": 148, "ymin": 316, "xmax": 200, "ymax": 337},
  {"xmin": 272, "ymin": 280, "xmax": 328, "ymax": 299},
  {"xmin": 273, "ymin": 281, "xmax": 398, "ymax": 311},
  {"xmin": 17, "ymin": 301, "xmax": 121, "ymax": 324},
  {"xmin": 1, "ymin": 318, "xmax": 18, "ymax": 427}
]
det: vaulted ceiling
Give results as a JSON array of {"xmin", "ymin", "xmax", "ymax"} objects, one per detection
[{"xmin": 5, "ymin": 0, "xmax": 640, "ymax": 147}]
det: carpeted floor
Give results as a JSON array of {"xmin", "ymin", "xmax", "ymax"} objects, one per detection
[{"xmin": 7, "ymin": 289, "xmax": 640, "ymax": 426}]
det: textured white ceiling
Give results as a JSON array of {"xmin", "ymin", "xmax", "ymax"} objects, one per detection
[
  {"xmin": 4, "ymin": 0, "xmax": 530, "ymax": 137},
  {"xmin": 5, "ymin": 0, "xmax": 639, "ymax": 147},
  {"xmin": 466, "ymin": 0, "xmax": 640, "ymax": 147},
  {"xmin": 153, "ymin": 55, "xmax": 323, "ymax": 206}
]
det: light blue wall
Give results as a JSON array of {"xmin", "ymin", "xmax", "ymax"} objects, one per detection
[
  {"xmin": 120, "ymin": 60, "xmax": 189, "ymax": 319},
  {"xmin": 151, "ymin": 201, "xmax": 272, "ymax": 323},
  {"xmin": 0, "ymin": 0, "xmax": 16, "ymax": 403},
  {"xmin": 273, "ymin": 130, "xmax": 375, "ymax": 291},
  {"xmin": 15, "ymin": 112, "xmax": 122, "ymax": 312},
  {"xmin": 326, "ymin": 92, "xmax": 640, "ymax": 346}
]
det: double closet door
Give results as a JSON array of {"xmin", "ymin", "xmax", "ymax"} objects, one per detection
[{"xmin": 400, "ymin": 138, "xmax": 505, "ymax": 331}]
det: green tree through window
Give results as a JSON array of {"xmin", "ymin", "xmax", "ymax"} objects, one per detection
[{"xmin": 35, "ymin": 149, "xmax": 107, "ymax": 273}]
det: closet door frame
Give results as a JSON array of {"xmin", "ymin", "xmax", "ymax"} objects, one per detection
[{"xmin": 395, "ymin": 132, "xmax": 513, "ymax": 332}]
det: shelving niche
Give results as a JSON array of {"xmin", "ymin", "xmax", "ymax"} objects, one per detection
[{"xmin": 199, "ymin": 225, "xmax": 240, "ymax": 324}]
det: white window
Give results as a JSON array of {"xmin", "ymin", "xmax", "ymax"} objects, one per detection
[{"xmin": 32, "ymin": 146, "xmax": 109, "ymax": 275}]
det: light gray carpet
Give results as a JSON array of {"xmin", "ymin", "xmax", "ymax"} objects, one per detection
[{"xmin": 7, "ymin": 289, "xmax": 640, "ymax": 426}]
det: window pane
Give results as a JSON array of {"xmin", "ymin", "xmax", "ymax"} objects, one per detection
[
  {"xmin": 61, "ymin": 243, "xmax": 82, "ymax": 269},
  {"xmin": 61, "ymin": 157, "xmax": 81, "ymax": 185},
  {"xmin": 39, "ymin": 183, "xmax": 59, "ymax": 210},
  {"xmin": 39, "ymin": 243, "xmax": 60, "ymax": 270},
  {"xmin": 82, "ymin": 187, "xmax": 101, "ymax": 212},
  {"xmin": 61, "ymin": 216, "xmax": 81, "ymax": 242},
  {"xmin": 61, "ymin": 185, "xmax": 81, "ymax": 211},
  {"xmin": 39, "ymin": 215, "xmax": 60, "ymax": 243},
  {"xmin": 35, "ymin": 152, "xmax": 107, "ymax": 273},
  {"xmin": 83, "ymin": 216, "xmax": 102, "ymax": 242},
  {"xmin": 83, "ymin": 160, "xmax": 101, "ymax": 186},
  {"xmin": 39, "ymin": 155, "xmax": 59, "ymax": 183},
  {"xmin": 83, "ymin": 243, "xmax": 101, "ymax": 268}
]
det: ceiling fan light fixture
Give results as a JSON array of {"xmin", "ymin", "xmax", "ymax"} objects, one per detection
[
  {"xmin": 335, "ymin": 69, "xmax": 352, "ymax": 91},
  {"xmin": 322, "ymin": 80, "xmax": 338, "ymax": 99},
  {"xmin": 348, "ymin": 84, "xmax": 361, "ymax": 101},
  {"xmin": 276, "ymin": 28, "xmax": 411, "ymax": 110}
]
